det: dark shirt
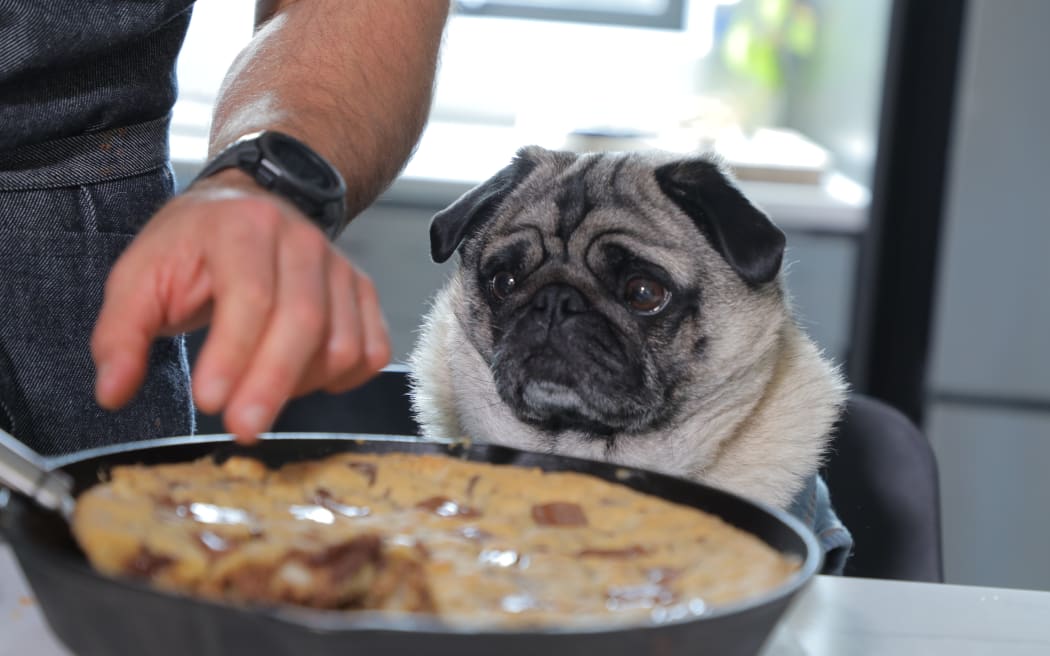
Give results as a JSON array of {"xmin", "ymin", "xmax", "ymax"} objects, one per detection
[
  {"xmin": 0, "ymin": 0, "xmax": 194, "ymax": 153},
  {"xmin": 0, "ymin": 2, "xmax": 196, "ymax": 454}
]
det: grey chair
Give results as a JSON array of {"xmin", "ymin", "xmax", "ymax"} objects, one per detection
[{"xmin": 822, "ymin": 394, "xmax": 944, "ymax": 582}]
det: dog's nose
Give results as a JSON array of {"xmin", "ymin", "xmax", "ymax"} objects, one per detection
[{"xmin": 531, "ymin": 284, "xmax": 589, "ymax": 325}]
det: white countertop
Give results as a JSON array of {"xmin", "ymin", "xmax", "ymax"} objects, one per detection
[
  {"xmin": 3, "ymin": 542, "xmax": 1048, "ymax": 656},
  {"xmin": 170, "ymin": 121, "xmax": 870, "ymax": 235}
]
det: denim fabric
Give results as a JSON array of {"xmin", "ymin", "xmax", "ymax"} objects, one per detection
[
  {"xmin": 0, "ymin": 162, "xmax": 194, "ymax": 456},
  {"xmin": 788, "ymin": 473, "xmax": 853, "ymax": 575},
  {"xmin": 0, "ymin": 0, "xmax": 194, "ymax": 151},
  {"xmin": 0, "ymin": 1, "xmax": 196, "ymax": 455}
]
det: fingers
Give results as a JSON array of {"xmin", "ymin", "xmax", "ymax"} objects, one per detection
[
  {"xmin": 92, "ymin": 259, "xmax": 165, "ymax": 410},
  {"xmin": 291, "ymin": 262, "xmax": 391, "ymax": 396},
  {"xmin": 191, "ymin": 205, "xmax": 281, "ymax": 415},
  {"xmin": 92, "ymin": 183, "xmax": 392, "ymax": 445},
  {"xmin": 290, "ymin": 258, "xmax": 362, "ymax": 396},
  {"xmin": 221, "ymin": 221, "xmax": 330, "ymax": 442},
  {"xmin": 321, "ymin": 268, "xmax": 391, "ymax": 394}
]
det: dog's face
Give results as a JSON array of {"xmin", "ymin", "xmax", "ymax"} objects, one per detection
[{"xmin": 425, "ymin": 146, "xmax": 789, "ymax": 446}]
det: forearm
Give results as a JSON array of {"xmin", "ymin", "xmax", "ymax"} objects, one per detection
[{"xmin": 210, "ymin": 0, "xmax": 450, "ymax": 219}]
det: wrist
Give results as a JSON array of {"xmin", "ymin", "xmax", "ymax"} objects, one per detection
[
  {"xmin": 191, "ymin": 130, "xmax": 348, "ymax": 239},
  {"xmin": 183, "ymin": 168, "xmax": 325, "ymax": 235},
  {"xmin": 188, "ymin": 167, "xmax": 260, "ymax": 195}
]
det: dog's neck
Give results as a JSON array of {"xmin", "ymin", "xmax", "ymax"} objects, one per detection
[{"xmin": 679, "ymin": 322, "xmax": 847, "ymax": 508}]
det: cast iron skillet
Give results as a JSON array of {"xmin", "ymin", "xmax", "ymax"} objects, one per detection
[{"xmin": 0, "ymin": 433, "xmax": 821, "ymax": 656}]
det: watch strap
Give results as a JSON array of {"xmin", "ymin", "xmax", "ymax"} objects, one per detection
[{"xmin": 191, "ymin": 131, "xmax": 347, "ymax": 239}]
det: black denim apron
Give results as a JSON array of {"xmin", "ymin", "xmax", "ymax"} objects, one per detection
[{"xmin": 0, "ymin": 1, "xmax": 196, "ymax": 455}]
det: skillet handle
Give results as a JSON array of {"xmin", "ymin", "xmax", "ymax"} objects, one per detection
[{"xmin": 0, "ymin": 428, "xmax": 74, "ymax": 520}]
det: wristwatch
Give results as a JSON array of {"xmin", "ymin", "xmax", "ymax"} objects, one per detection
[{"xmin": 192, "ymin": 130, "xmax": 348, "ymax": 239}]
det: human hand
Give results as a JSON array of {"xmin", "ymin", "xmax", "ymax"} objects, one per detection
[{"xmin": 91, "ymin": 170, "xmax": 391, "ymax": 443}]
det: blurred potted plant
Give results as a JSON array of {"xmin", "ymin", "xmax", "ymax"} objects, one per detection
[{"xmin": 714, "ymin": 0, "xmax": 818, "ymax": 130}]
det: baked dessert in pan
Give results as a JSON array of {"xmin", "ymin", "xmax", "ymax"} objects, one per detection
[{"xmin": 71, "ymin": 452, "xmax": 796, "ymax": 627}]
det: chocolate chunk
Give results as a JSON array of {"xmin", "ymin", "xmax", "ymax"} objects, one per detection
[
  {"xmin": 307, "ymin": 535, "xmax": 383, "ymax": 583},
  {"xmin": 416, "ymin": 496, "xmax": 481, "ymax": 518},
  {"xmin": 313, "ymin": 489, "xmax": 371, "ymax": 518},
  {"xmin": 346, "ymin": 461, "xmax": 377, "ymax": 486},
  {"xmin": 365, "ymin": 551, "xmax": 436, "ymax": 613},
  {"xmin": 126, "ymin": 549, "xmax": 174, "ymax": 578},
  {"xmin": 578, "ymin": 545, "xmax": 649, "ymax": 558},
  {"xmin": 531, "ymin": 502, "xmax": 588, "ymax": 527},
  {"xmin": 153, "ymin": 494, "xmax": 178, "ymax": 510},
  {"xmin": 414, "ymin": 541, "xmax": 432, "ymax": 560},
  {"xmin": 221, "ymin": 564, "xmax": 276, "ymax": 600}
]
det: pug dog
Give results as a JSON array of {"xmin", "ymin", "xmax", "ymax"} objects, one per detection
[{"xmin": 407, "ymin": 146, "xmax": 846, "ymax": 512}]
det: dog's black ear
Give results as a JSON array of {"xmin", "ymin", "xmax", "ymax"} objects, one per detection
[
  {"xmin": 654, "ymin": 158, "xmax": 786, "ymax": 286},
  {"xmin": 429, "ymin": 149, "xmax": 539, "ymax": 263}
]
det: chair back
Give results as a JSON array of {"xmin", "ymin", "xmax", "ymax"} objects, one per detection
[{"xmin": 823, "ymin": 394, "xmax": 944, "ymax": 582}]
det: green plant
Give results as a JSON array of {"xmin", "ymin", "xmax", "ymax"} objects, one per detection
[{"xmin": 722, "ymin": 0, "xmax": 818, "ymax": 90}]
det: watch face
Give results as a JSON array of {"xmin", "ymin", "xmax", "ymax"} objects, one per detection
[{"xmin": 267, "ymin": 133, "xmax": 337, "ymax": 191}]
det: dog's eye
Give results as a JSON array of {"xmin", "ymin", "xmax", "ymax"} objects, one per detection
[
  {"xmin": 624, "ymin": 277, "xmax": 670, "ymax": 315},
  {"xmin": 490, "ymin": 272, "xmax": 517, "ymax": 300}
]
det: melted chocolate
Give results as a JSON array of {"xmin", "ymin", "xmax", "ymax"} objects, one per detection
[
  {"xmin": 126, "ymin": 549, "xmax": 174, "ymax": 578},
  {"xmin": 220, "ymin": 564, "xmax": 275, "ymax": 599},
  {"xmin": 578, "ymin": 545, "xmax": 649, "ymax": 558},
  {"xmin": 313, "ymin": 488, "xmax": 371, "ymax": 518},
  {"xmin": 306, "ymin": 535, "xmax": 383, "ymax": 583},
  {"xmin": 346, "ymin": 461, "xmax": 377, "ymax": 486},
  {"xmin": 531, "ymin": 502, "xmax": 588, "ymax": 527}
]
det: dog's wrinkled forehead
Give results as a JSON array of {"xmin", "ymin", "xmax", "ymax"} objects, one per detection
[
  {"xmin": 509, "ymin": 149, "xmax": 670, "ymax": 235},
  {"xmin": 478, "ymin": 152, "xmax": 698, "ymax": 285},
  {"xmin": 429, "ymin": 146, "xmax": 786, "ymax": 287}
]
